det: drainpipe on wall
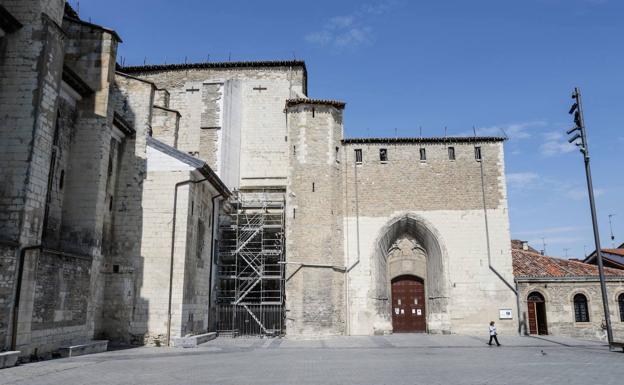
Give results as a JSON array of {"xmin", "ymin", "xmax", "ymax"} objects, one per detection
[
  {"xmin": 515, "ymin": 280, "xmax": 523, "ymax": 336},
  {"xmin": 478, "ymin": 159, "xmax": 516, "ymax": 295},
  {"xmin": 207, "ymin": 193, "xmax": 222, "ymax": 332},
  {"xmin": 345, "ymin": 156, "xmax": 362, "ymax": 335},
  {"xmin": 11, "ymin": 245, "xmax": 43, "ymax": 351},
  {"xmin": 473, "ymin": 130, "xmax": 518, "ymax": 330},
  {"xmin": 166, "ymin": 177, "xmax": 209, "ymax": 347}
]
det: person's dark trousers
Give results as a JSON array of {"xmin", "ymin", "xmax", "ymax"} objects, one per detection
[{"xmin": 488, "ymin": 335, "xmax": 500, "ymax": 346}]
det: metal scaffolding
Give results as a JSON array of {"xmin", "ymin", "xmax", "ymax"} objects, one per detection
[{"xmin": 216, "ymin": 192, "xmax": 285, "ymax": 336}]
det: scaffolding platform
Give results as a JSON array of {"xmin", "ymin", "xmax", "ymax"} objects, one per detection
[{"xmin": 216, "ymin": 192, "xmax": 285, "ymax": 337}]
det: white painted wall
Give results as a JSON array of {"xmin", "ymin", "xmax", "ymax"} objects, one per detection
[
  {"xmin": 220, "ymin": 79, "xmax": 242, "ymax": 190},
  {"xmin": 344, "ymin": 208, "xmax": 517, "ymax": 336}
]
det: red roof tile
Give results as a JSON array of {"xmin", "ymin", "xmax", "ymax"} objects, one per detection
[
  {"xmin": 603, "ymin": 249, "xmax": 624, "ymax": 257},
  {"xmin": 512, "ymin": 249, "xmax": 624, "ymax": 278}
]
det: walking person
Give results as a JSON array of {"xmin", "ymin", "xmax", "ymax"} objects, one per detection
[{"xmin": 488, "ymin": 321, "xmax": 500, "ymax": 346}]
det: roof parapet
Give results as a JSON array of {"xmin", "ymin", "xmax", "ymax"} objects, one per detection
[
  {"xmin": 341, "ymin": 136, "xmax": 506, "ymax": 145},
  {"xmin": 285, "ymin": 98, "xmax": 346, "ymax": 110}
]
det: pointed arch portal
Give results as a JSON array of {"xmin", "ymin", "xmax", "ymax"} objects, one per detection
[{"xmin": 372, "ymin": 213, "xmax": 451, "ymax": 334}]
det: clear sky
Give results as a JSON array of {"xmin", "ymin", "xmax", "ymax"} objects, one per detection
[{"xmin": 75, "ymin": 0, "xmax": 623, "ymax": 259}]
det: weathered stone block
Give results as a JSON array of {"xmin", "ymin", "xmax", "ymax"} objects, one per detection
[
  {"xmin": 58, "ymin": 340, "xmax": 108, "ymax": 358},
  {"xmin": 170, "ymin": 332, "xmax": 216, "ymax": 348},
  {"xmin": 0, "ymin": 351, "xmax": 20, "ymax": 369}
]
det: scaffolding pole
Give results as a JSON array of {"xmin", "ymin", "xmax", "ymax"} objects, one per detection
[{"xmin": 216, "ymin": 191, "xmax": 285, "ymax": 337}]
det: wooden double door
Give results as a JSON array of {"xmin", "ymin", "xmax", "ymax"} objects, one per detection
[
  {"xmin": 391, "ymin": 275, "xmax": 426, "ymax": 333},
  {"xmin": 527, "ymin": 292, "xmax": 548, "ymax": 335}
]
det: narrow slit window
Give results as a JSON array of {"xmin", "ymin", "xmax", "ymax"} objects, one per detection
[
  {"xmin": 475, "ymin": 146, "xmax": 482, "ymax": 161},
  {"xmin": 59, "ymin": 170, "xmax": 65, "ymax": 190},
  {"xmin": 293, "ymin": 145, "xmax": 296, "ymax": 155},
  {"xmin": 448, "ymin": 147, "xmax": 455, "ymax": 160},
  {"xmin": 312, "ymin": 182, "xmax": 315, "ymax": 192},
  {"xmin": 419, "ymin": 148, "xmax": 426, "ymax": 161},
  {"xmin": 355, "ymin": 149, "xmax": 362, "ymax": 164},
  {"xmin": 379, "ymin": 148, "xmax": 388, "ymax": 162},
  {"xmin": 335, "ymin": 146, "xmax": 340, "ymax": 163},
  {"xmin": 53, "ymin": 111, "xmax": 61, "ymax": 146}
]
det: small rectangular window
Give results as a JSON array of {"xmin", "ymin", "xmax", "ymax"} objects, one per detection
[
  {"xmin": 448, "ymin": 147, "xmax": 455, "ymax": 160},
  {"xmin": 355, "ymin": 149, "xmax": 362, "ymax": 164},
  {"xmin": 335, "ymin": 146, "xmax": 340, "ymax": 163},
  {"xmin": 312, "ymin": 182, "xmax": 315, "ymax": 192},
  {"xmin": 293, "ymin": 145, "xmax": 296, "ymax": 155},
  {"xmin": 475, "ymin": 146, "xmax": 482, "ymax": 161},
  {"xmin": 379, "ymin": 148, "xmax": 388, "ymax": 162},
  {"xmin": 419, "ymin": 148, "xmax": 426, "ymax": 161}
]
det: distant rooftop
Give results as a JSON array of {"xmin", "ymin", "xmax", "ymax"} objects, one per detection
[{"xmin": 513, "ymin": 248, "xmax": 624, "ymax": 279}]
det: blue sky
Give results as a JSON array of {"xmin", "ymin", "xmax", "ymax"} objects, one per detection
[{"xmin": 75, "ymin": 0, "xmax": 623, "ymax": 259}]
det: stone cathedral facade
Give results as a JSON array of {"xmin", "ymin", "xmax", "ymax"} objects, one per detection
[{"xmin": 0, "ymin": 1, "xmax": 517, "ymax": 358}]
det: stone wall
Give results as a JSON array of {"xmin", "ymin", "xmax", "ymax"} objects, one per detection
[
  {"xmin": 0, "ymin": 0, "xmax": 69, "ymax": 353},
  {"xmin": 517, "ymin": 280, "xmax": 624, "ymax": 341},
  {"xmin": 181, "ymin": 181, "xmax": 215, "ymax": 336},
  {"xmin": 0, "ymin": 244, "xmax": 18, "ymax": 348},
  {"xmin": 0, "ymin": 0, "xmax": 65, "ymax": 245},
  {"xmin": 285, "ymin": 103, "xmax": 345, "ymax": 336},
  {"xmin": 136, "ymin": 163, "xmax": 216, "ymax": 344},
  {"xmin": 41, "ymin": 94, "xmax": 78, "ymax": 250},
  {"xmin": 99, "ymin": 73, "xmax": 154, "ymax": 343},
  {"xmin": 341, "ymin": 140, "xmax": 517, "ymax": 336},
  {"xmin": 152, "ymin": 106, "xmax": 180, "ymax": 147},
  {"xmin": 60, "ymin": 17, "xmax": 118, "ymax": 255},
  {"xmin": 27, "ymin": 251, "xmax": 92, "ymax": 353},
  {"xmin": 127, "ymin": 66, "xmax": 305, "ymax": 189}
]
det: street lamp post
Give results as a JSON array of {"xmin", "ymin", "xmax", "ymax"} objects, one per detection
[{"xmin": 567, "ymin": 87, "xmax": 614, "ymax": 348}]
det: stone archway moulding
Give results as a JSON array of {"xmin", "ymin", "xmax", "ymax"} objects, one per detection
[{"xmin": 370, "ymin": 212, "xmax": 452, "ymax": 334}]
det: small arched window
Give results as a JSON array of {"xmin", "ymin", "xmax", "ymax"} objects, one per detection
[
  {"xmin": 573, "ymin": 293, "xmax": 589, "ymax": 322},
  {"xmin": 618, "ymin": 293, "xmax": 624, "ymax": 322}
]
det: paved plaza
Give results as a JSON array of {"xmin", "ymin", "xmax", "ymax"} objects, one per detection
[{"xmin": 1, "ymin": 334, "xmax": 623, "ymax": 385}]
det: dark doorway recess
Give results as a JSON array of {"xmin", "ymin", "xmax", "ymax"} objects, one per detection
[
  {"xmin": 527, "ymin": 292, "xmax": 548, "ymax": 335},
  {"xmin": 391, "ymin": 275, "xmax": 426, "ymax": 333}
]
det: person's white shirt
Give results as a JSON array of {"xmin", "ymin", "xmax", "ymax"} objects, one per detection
[{"xmin": 489, "ymin": 325, "xmax": 497, "ymax": 336}]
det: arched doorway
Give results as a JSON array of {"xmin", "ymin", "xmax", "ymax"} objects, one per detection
[
  {"xmin": 391, "ymin": 275, "xmax": 426, "ymax": 332},
  {"xmin": 371, "ymin": 213, "xmax": 450, "ymax": 334},
  {"xmin": 527, "ymin": 292, "xmax": 548, "ymax": 335}
]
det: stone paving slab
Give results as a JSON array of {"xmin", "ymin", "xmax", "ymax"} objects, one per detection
[{"xmin": 1, "ymin": 335, "xmax": 621, "ymax": 385}]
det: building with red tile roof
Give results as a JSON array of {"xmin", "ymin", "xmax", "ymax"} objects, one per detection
[{"xmin": 512, "ymin": 240, "xmax": 624, "ymax": 341}]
